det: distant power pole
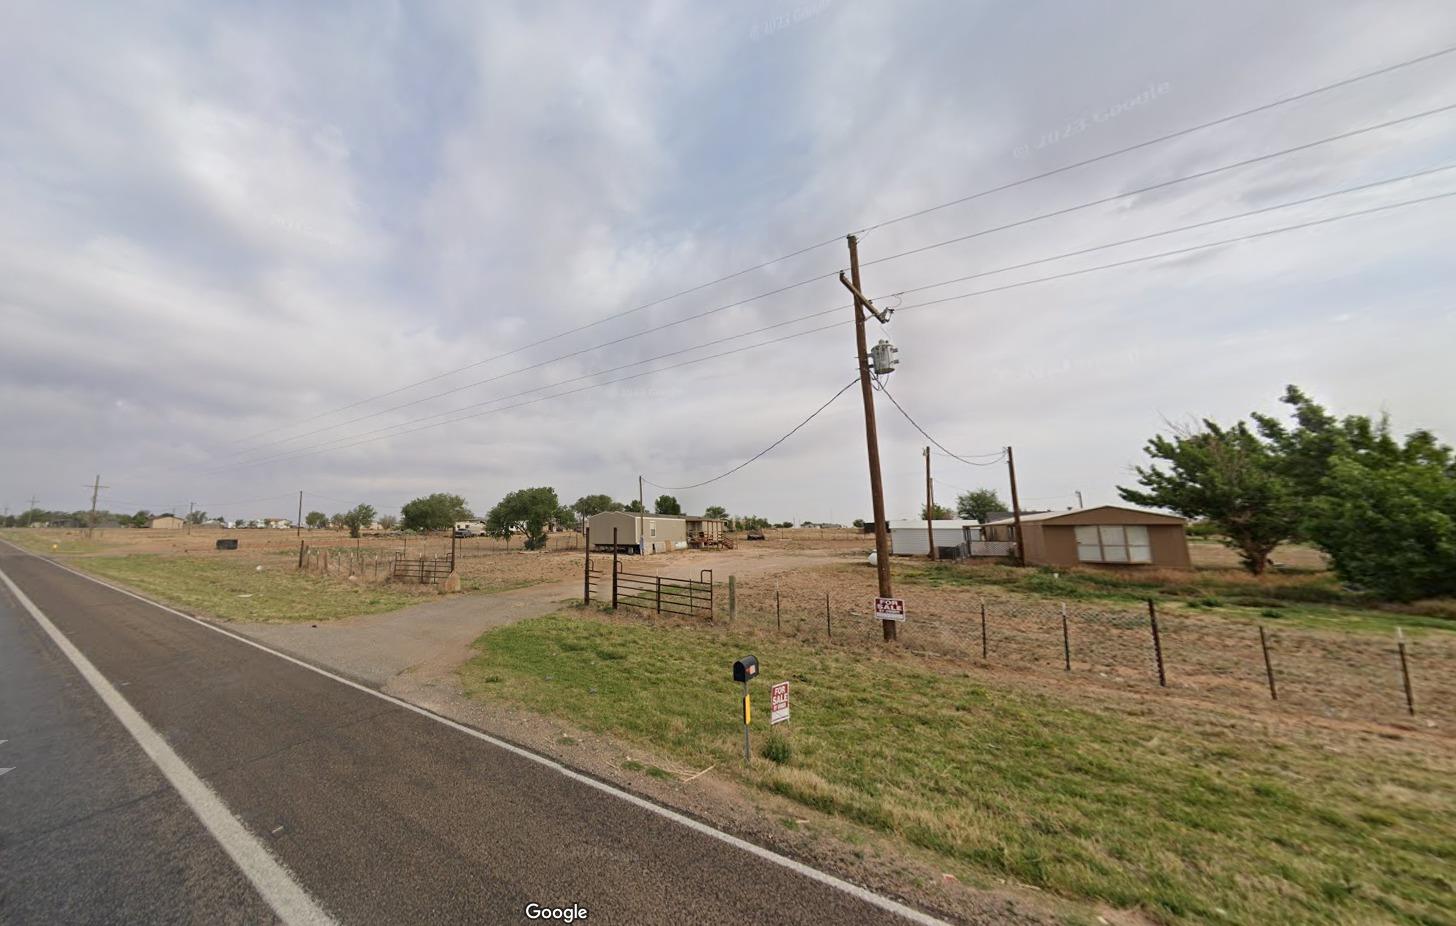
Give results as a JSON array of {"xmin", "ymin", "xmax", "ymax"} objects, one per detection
[
  {"xmin": 297, "ymin": 491, "xmax": 303, "ymax": 536},
  {"xmin": 186, "ymin": 501, "xmax": 196, "ymax": 533},
  {"xmin": 1075, "ymin": 490, "xmax": 1084, "ymax": 509},
  {"xmin": 924, "ymin": 446, "xmax": 936, "ymax": 561},
  {"xmin": 843, "ymin": 234, "xmax": 896, "ymax": 642},
  {"xmin": 1006, "ymin": 447, "xmax": 1025, "ymax": 566},
  {"xmin": 26, "ymin": 494, "xmax": 39, "ymax": 526},
  {"xmin": 85, "ymin": 476, "xmax": 108, "ymax": 538}
]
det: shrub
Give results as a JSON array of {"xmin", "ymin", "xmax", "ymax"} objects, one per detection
[{"xmin": 761, "ymin": 734, "xmax": 793, "ymax": 765}]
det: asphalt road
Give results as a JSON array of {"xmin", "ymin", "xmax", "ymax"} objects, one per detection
[{"xmin": 0, "ymin": 544, "xmax": 937, "ymax": 925}]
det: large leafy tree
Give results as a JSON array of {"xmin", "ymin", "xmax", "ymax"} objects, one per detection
[
  {"xmin": 623, "ymin": 499, "xmax": 645, "ymax": 513},
  {"xmin": 703, "ymin": 505, "xmax": 728, "ymax": 520},
  {"xmin": 955, "ymin": 489, "xmax": 1006, "ymax": 522},
  {"xmin": 486, "ymin": 487, "xmax": 561, "ymax": 550},
  {"xmin": 919, "ymin": 503, "xmax": 954, "ymax": 519},
  {"xmin": 305, "ymin": 511, "xmax": 328, "ymax": 529},
  {"xmin": 653, "ymin": 495, "xmax": 682, "ymax": 515},
  {"xmin": 1119, "ymin": 420, "xmax": 1298, "ymax": 574},
  {"xmin": 571, "ymin": 494, "xmax": 620, "ymax": 520},
  {"xmin": 401, "ymin": 493, "xmax": 472, "ymax": 532},
  {"xmin": 342, "ymin": 504, "xmax": 376, "ymax": 539}
]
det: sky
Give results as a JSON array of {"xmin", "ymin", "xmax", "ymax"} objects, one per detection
[{"xmin": 2, "ymin": 0, "xmax": 1454, "ymax": 524}]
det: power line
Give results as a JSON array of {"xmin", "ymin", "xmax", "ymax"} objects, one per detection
[
  {"xmin": 208, "ymin": 321, "xmax": 854, "ymax": 471},
  {"xmin": 219, "ymin": 44, "xmax": 1456, "ymax": 450},
  {"xmin": 861, "ymin": 102, "xmax": 1456, "ymax": 273},
  {"xmin": 643, "ymin": 378, "xmax": 860, "ymax": 491},
  {"xmin": 216, "ymin": 107, "xmax": 1456, "ymax": 466},
  {"xmin": 873, "ymin": 379, "xmax": 1006, "ymax": 467},
  {"xmin": 891, "ymin": 190, "xmax": 1456, "ymax": 315},
  {"xmin": 857, "ymin": 43, "xmax": 1456, "ymax": 234},
  {"xmin": 203, "ymin": 182, "xmax": 1455, "ymax": 473}
]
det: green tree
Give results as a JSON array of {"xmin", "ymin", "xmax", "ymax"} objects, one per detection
[
  {"xmin": 329, "ymin": 512, "xmax": 346, "ymax": 530},
  {"xmin": 128, "ymin": 509, "xmax": 152, "ymax": 528},
  {"xmin": 486, "ymin": 487, "xmax": 561, "ymax": 550},
  {"xmin": 1120, "ymin": 420, "xmax": 1297, "ymax": 574},
  {"xmin": 653, "ymin": 495, "xmax": 682, "ymax": 515},
  {"xmin": 377, "ymin": 514, "xmax": 398, "ymax": 530},
  {"xmin": 1304, "ymin": 454, "xmax": 1456, "ymax": 600},
  {"xmin": 401, "ymin": 493, "xmax": 471, "ymax": 532},
  {"xmin": 955, "ymin": 488, "xmax": 1007, "ymax": 522},
  {"xmin": 572, "ymin": 494, "xmax": 620, "ymax": 520},
  {"xmin": 919, "ymin": 503, "xmax": 954, "ymax": 520},
  {"xmin": 703, "ymin": 505, "xmax": 728, "ymax": 520},
  {"xmin": 305, "ymin": 511, "xmax": 328, "ymax": 529},
  {"xmin": 185, "ymin": 510, "xmax": 207, "ymax": 525},
  {"xmin": 342, "ymin": 504, "xmax": 376, "ymax": 539},
  {"xmin": 624, "ymin": 499, "xmax": 645, "ymax": 513}
]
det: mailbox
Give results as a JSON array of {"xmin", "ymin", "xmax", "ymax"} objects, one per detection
[{"xmin": 733, "ymin": 655, "xmax": 759, "ymax": 683}]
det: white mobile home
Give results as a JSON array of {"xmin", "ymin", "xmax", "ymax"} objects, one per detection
[
  {"xmin": 587, "ymin": 511, "xmax": 688, "ymax": 554},
  {"xmin": 889, "ymin": 519, "xmax": 982, "ymax": 556}
]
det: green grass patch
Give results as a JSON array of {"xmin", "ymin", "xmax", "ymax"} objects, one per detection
[
  {"xmin": 461, "ymin": 612, "xmax": 1456, "ymax": 924},
  {"xmin": 73, "ymin": 554, "xmax": 423, "ymax": 622}
]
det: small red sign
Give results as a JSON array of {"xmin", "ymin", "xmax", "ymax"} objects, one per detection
[{"xmin": 874, "ymin": 597, "xmax": 906, "ymax": 620}]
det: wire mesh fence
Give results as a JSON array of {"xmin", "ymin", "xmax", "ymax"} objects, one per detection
[{"xmin": 686, "ymin": 572, "xmax": 1453, "ymax": 728}]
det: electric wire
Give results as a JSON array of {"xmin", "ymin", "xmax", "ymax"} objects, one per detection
[
  {"xmin": 206, "ymin": 185, "xmax": 1455, "ymax": 471},
  {"xmin": 873, "ymin": 377, "xmax": 1006, "ymax": 466},
  {"xmin": 217, "ymin": 108, "xmax": 1456, "ymax": 465},
  {"xmin": 219, "ymin": 45, "xmax": 1456, "ymax": 450},
  {"xmin": 641, "ymin": 378, "xmax": 861, "ymax": 491}
]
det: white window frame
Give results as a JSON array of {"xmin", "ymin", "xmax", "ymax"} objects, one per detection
[{"xmin": 1075, "ymin": 524, "xmax": 1152, "ymax": 563}]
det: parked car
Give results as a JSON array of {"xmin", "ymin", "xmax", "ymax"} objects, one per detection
[{"xmin": 745, "ymin": 529, "xmax": 766, "ymax": 541}]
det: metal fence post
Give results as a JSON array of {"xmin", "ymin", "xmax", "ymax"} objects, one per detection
[
  {"xmin": 775, "ymin": 582, "xmax": 781, "ymax": 631},
  {"xmin": 583, "ymin": 527, "xmax": 591, "ymax": 605},
  {"xmin": 612, "ymin": 528, "xmax": 619, "ymax": 610},
  {"xmin": 1148, "ymin": 598, "xmax": 1166, "ymax": 687},
  {"xmin": 980, "ymin": 600, "xmax": 987, "ymax": 659},
  {"xmin": 655, "ymin": 576, "xmax": 662, "ymax": 614},
  {"xmin": 825, "ymin": 591, "xmax": 831, "ymax": 640},
  {"xmin": 1060, "ymin": 602, "xmax": 1071, "ymax": 671},
  {"xmin": 728, "ymin": 575, "xmax": 736, "ymax": 622}
]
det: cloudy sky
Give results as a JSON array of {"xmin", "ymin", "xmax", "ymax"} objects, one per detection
[{"xmin": 3, "ymin": 0, "xmax": 1454, "ymax": 524}]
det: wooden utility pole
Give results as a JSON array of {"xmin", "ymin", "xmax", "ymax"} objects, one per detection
[
  {"xmin": 26, "ymin": 494, "xmax": 39, "ymax": 526},
  {"xmin": 1006, "ymin": 446, "xmax": 1025, "ymax": 566},
  {"xmin": 297, "ymin": 491, "xmax": 303, "ymax": 536},
  {"xmin": 845, "ymin": 234, "xmax": 896, "ymax": 642},
  {"xmin": 1075, "ymin": 490, "xmax": 1084, "ymax": 509},
  {"xmin": 924, "ymin": 446, "xmax": 936, "ymax": 561},
  {"xmin": 186, "ymin": 500, "xmax": 195, "ymax": 533},
  {"xmin": 85, "ymin": 477, "xmax": 107, "ymax": 538}
]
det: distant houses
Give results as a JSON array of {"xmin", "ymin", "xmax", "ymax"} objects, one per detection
[{"xmin": 150, "ymin": 514, "xmax": 185, "ymax": 530}]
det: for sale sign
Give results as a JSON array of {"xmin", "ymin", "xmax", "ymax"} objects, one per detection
[
  {"xmin": 770, "ymin": 681, "xmax": 790, "ymax": 725},
  {"xmin": 874, "ymin": 597, "xmax": 906, "ymax": 620}
]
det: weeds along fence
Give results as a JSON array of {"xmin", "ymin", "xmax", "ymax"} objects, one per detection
[
  {"xmin": 296, "ymin": 541, "xmax": 455, "ymax": 585},
  {"xmin": 636, "ymin": 574, "xmax": 1452, "ymax": 728}
]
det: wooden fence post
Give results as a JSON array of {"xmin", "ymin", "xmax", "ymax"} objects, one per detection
[
  {"xmin": 1397, "ymin": 628, "xmax": 1416, "ymax": 716},
  {"xmin": 298, "ymin": 540, "xmax": 305, "ymax": 570},
  {"xmin": 728, "ymin": 576, "xmax": 736, "ymax": 622},
  {"xmin": 980, "ymin": 600, "xmax": 988, "ymax": 659},
  {"xmin": 1148, "ymin": 598, "xmax": 1166, "ymax": 687},
  {"xmin": 1259, "ymin": 625, "xmax": 1277, "ymax": 700}
]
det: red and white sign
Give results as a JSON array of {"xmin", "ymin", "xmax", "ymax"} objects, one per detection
[
  {"xmin": 874, "ymin": 597, "xmax": 906, "ymax": 620},
  {"xmin": 770, "ymin": 681, "xmax": 790, "ymax": 725}
]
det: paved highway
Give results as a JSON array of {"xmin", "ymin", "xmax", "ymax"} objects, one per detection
[{"xmin": 0, "ymin": 543, "xmax": 940, "ymax": 925}]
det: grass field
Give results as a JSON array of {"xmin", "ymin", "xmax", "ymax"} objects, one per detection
[
  {"xmin": 74, "ymin": 554, "xmax": 425, "ymax": 622},
  {"xmin": 461, "ymin": 610, "xmax": 1455, "ymax": 925}
]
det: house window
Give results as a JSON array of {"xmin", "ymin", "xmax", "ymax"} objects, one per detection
[
  {"xmin": 1075, "ymin": 525, "xmax": 1152, "ymax": 563},
  {"xmin": 649, "ymin": 521, "xmax": 657, "ymax": 537}
]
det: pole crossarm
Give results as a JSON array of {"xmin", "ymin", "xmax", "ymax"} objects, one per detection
[{"xmin": 837, "ymin": 272, "xmax": 891, "ymax": 323}]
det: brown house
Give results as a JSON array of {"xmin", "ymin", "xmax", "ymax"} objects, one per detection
[{"xmin": 983, "ymin": 505, "xmax": 1190, "ymax": 568}]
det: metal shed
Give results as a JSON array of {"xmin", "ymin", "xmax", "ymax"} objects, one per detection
[{"xmin": 888, "ymin": 519, "xmax": 982, "ymax": 556}]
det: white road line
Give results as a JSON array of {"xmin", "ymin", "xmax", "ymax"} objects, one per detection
[
  {"xmin": 0, "ymin": 541, "xmax": 947, "ymax": 925},
  {"xmin": 0, "ymin": 768, "xmax": 13, "ymax": 777},
  {"xmin": 0, "ymin": 564, "xmax": 335, "ymax": 926}
]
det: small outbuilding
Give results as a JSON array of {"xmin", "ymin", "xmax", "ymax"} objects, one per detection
[
  {"xmin": 889, "ymin": 519, "xmax": 982, "ymax": 557},
  {"xmin": 982, "ymin": 505, "xmax": 1190, "ymax": 568},
  {"xmin": 587, "ymin": 511, "xmax": 688, "ymax": 554},
  {"xmin": 684, "ymin": 516, "xmax": 725, "ymax": 545},
  {"xmin": 150, "ymin": 515, "xmax": 185, "ymax": 530}
]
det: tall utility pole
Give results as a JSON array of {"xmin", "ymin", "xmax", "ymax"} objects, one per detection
[
  {"xmin": 26, "ymin": 495, "xmax": 39, "ymax": 526},
  {"xmin": 1006, "ymin": 446, "xmax": 1025, "ymax": 566},
  {"xmin": 85, "ymin": 476, "xmax": 107, "ymax": 538},
  {"xmin": 297, "ymin": 491, "xmax": 304, "ymax": 536},
  {"xmin": 186, "ymin": 501, "xmax": 196, "ymax": 533},
  {"xmin": 845, "ymin": 234, "xmax": 896, "ymax": 642},
  {"xmin": 1075, "ymin": 489, "xmax": 1084, "ymax": 509},
  {"xmin": 924, "ymin": 446, "xmax": 936, "ymax": 561}
]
